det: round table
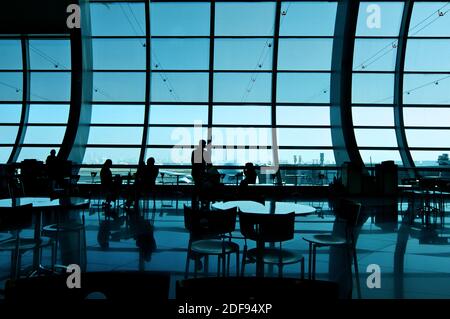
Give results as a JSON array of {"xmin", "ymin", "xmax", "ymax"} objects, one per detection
[
  {"xmin": 211, "ymin": 200, "xmax": 316, "ymax": 216},
  {"xmin": 212, "ymin": 200, "xmax": 316, "ymax": 277}
]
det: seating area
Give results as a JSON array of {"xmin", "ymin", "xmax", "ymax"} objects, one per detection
[{"xmin": 2, "ymin": 0, "xmax": 450, "ymax": 312}]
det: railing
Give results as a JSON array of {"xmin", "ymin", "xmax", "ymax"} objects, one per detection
[
  {"xmin": 4, "ymin": 162, "xmax": 449, "ymax": 187},
  {"xmin": 77, "ymin": 165, "xmax": 341, "ymax": 186},
  {"xmin": 77, "ymin": 164, "xmax": 450, "ymax": 186}
]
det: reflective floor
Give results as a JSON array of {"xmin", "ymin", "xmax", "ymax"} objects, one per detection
[{"xmin": 1, "ymin": 197, "xmax": 450, "ymax": 299}]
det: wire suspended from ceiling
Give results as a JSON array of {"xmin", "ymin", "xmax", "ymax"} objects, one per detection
[
  {"xmin": 240, "ymin": 2, "xmax": 292, "ymax": 103},
  {"xmin": 121, "ymin": 3, "xmax": 180, "ymax": 102}
]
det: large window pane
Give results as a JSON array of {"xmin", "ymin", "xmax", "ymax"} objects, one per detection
[
  {"xmin": 0, "ymin": 73, "xmax": 22, "ymax": 101},
  {"xmin": 145, "ymin": 147, "xmax": 193, "ymax": 165},
  {"xmin": 403, "ymin": 74, "xmax": 450, "ymax": 105},
  {"xmin": 277, "ymin": 128, "xmax": 332, "ymax": 147},
  {"xmin": 0, "ymin": 40, "xmax": 22, "ymax": 69},
  {"xmin": 212, "ymin": 128, "xmax": 272, "ymax": 147},
  {"xmin": 0, "ymin": 105, "xmax": 21, "ymax": 123},
  {"xmin": 352, "ymin": 74, "xmax": 394, "ymax": 104},
  {"xmin": 409, "ymin": 2, "xmax": 450, "ymax": 37},
  {"xmin": 213, "ymin": 106, "xmax": 270, "ymax": 125},
  {"xmin": 93, "ymin": 39, "xmax": 146, "ymax": 70},
  {"xmin": 214, "ymin": 73, "xmax": 271, "ymax": 103},
  {"xmin": 83, "ymin": 147, "xmax": 140, "ymax": 165},
  {"xmin": 278, "ymin": 149, "xmax": 335, "ymax": 165},
  {"xmin": 148, "ymin": 127, "xmax": 207, "ymax": 146},
  {"xmin": 150, "ymin": 105, "xmax": 207, "ymax": 125},
  {"xmin": 411, "ymin": 151, "xmax": 448, "ymax": 166},
  {"xmin": 91, "ymin": 3, "xmax": 146, "ymax": 36},
  {"xmin": 353, "ymin": 39, "xmax": 397, "ymax": 72},
  {"xmin": 353, "ymin": 107, "xmax": 394, "ymax": 126},
  {"xmin": 29, "ymin": 40, "xmax": 71, "ymax": 70},
  {"xmin": 30, "ymin": 72, "xmax": 71, "ymax": 101},
  {"xmin": 405, "ymin": 40, "xmax": 450, "ymax": 72},
  {"xmin": 0, "ymin": 148, "xmax": 12, "ymax": 163},
  {"xmin": 355, "ymin": 129, "xmax": 398, "ymax": 147},
  {"xmin": 214, "ymin": 39, "xmax": 273, "ymax": 71},
  {"xmin": 277, "ymin": 73, "xmax": 330, "ymax": 103},
  {"xmin": 18, "ymin": 147, "xmax": 60, "ymax": 162},
  {"xmin": 212, "ymin": 148, "xmax": 273, "ymax": 165},
  {"xmin": 277, "ymin": 106, "xmax": 330, "ymax": 126},
  {"xmin": 151, "ymin": 39, "xmax": 209, "ymax": 70},
  {"xmin": 28, "ymin": 104, "xmax": 69, "ymax": 124},
  {"xmin": 93, "ymin": 72, "xmax": 145, "ymax": 102},
  {"xmin": 0, "ymin": 126, "xmax": 19, "ymax": 144},
  {"xmin": 150, "ymin": 2, "xmax": 210, "ymax": 36},
  {"xmin": 215, "ymin": 2, "xmax": 275, "ymax": 36},
  {"xmin": 23, "ymin": 127, "xmax": 66, "ymax": 144},
  {"xmin": 406, "ymin": 129, "xmax": 450, "ymax": 147},
  {"xmin": 91, "ymin": 105, "xmax": 145, "ymax": 124},
  {"xmin": 279, "ymin": 2, "xmax": 337, "ymax": 36},
  {"xmin": 404, "ymin": 108, "xmax": 450, "ymax": 127},
  {"xmin": 87, "ymin": 127, "xmax": 143, "ymax": 145},
  {"xmin": 151, "ymin": 73, "xmax": 208, "ymax": 102},
  {"xmin": 359, "ymin": 150, "xmax": 402, "ymax": 165},
  {"xmin": 278, "ymin": 39, "xmax": 332, "ymax": 71},
  {"xmin": 356, "ymin": 2, "xmax": 404, "ymax": 37}
]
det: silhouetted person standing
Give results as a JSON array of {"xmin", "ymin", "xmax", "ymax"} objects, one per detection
[
  {"xmin": 100, "ymin": 159, "xmax": 114, "ymax": 207},
  {"xmin": 46, "ymin": 149, "xmax": 58, "ymax": 189},
  {"xmin": 191, "ymin": 140, "xmax": 207, "ymax": 186},
  {"xmin": 191, "ymin": 140, "xmax": 207, "ymax": 208}
]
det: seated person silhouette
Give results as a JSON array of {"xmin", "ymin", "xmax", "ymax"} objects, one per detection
[
  {"xmin": 205, "ymin": 163, "xmax": 221, "ymax": 187},
  {"xmin": 135, "ymin": 160, "xmax": 146, "ymax": 190},
  {"xmin": 240, "ymin": 162, "xmax": 257, "ymax": 187},
  {"xmin": 46, "ymin": 149, "xmax": 57, "ymax": 165},
  {"xmin": 144, "ymin": 157, "xmax": 159, "ymax": 190}
]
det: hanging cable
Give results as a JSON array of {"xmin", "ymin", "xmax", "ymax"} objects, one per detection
[
  {"xmin": 118, "ymin": 3, "xmax": 180, "ymax": 102},
  {"xmin": 355, "ymin": 3, "xmax": 450, "ymax": 71},
  {"xmin": 240, "ymin": 2, "xmax": 292, "ymax": 102},
  {"xmin": 0, "ymin": 80, "xmax": 20, "ymax": 92},
  {"xmin": 372, "ymin": 74, "xmax": 450, "ymax": 104}
]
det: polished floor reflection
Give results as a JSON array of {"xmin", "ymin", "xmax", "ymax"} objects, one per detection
[{"xmin": 1, "ymin": 197, "xmax": 450, "ymax": 299}]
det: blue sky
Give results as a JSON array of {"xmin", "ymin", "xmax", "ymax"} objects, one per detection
[{"xmin": 0, "ymin": 1, "xmax": 449, "ymax": 166}]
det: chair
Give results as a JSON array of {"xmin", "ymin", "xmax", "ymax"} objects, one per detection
[
  {"xmin": 0, "ymin": 204, "xmax": 56, "ymax": 279},
  {"xmin": 184, "ymin": 205, "xmax": 240, "ymax": 278},
  {"xmin": 176, "ymin": 277, "xmax": 338, "ymax": 301},
  {"xmin": 41, "ymin": 201, "xmax": 89, "ymax": 271},
  {"xmin": 302, "ymin": 198, "xmax": 361, "ymax": 298},
  {"xmin": 5, "ymin": 271, "xmax": 170, "ymax": 303},
  {"xmin": 239, "ymin": 211, "xmax": 304, "ymax": 279}
]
